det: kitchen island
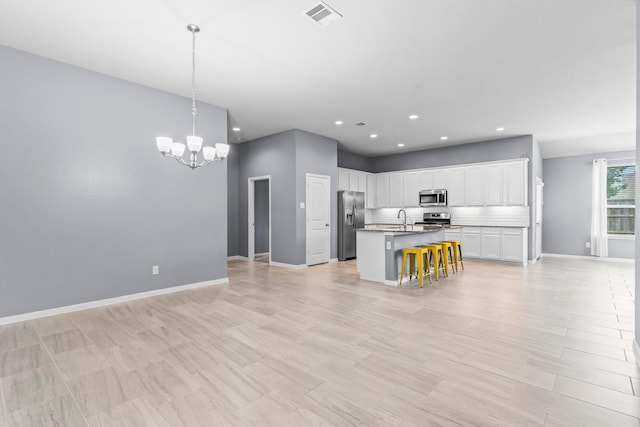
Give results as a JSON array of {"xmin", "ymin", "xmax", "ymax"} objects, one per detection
[{"xmin": 356, "ymin": 225, "xmax": 455, "ymax": 285}]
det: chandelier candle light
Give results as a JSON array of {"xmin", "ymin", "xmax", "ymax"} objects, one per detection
[{"xmin": 156, "ymin": 24, "xmax": 230, "ymax": 169}]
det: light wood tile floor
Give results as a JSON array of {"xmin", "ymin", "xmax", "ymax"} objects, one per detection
[{"xmin": 0, "ymin": 257, "xmax": 637, "ymax": 426}]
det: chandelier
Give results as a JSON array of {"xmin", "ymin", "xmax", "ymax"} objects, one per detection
[{"xmin": 156, "ymin": 24, "xmax": 230, "ymax": 169}]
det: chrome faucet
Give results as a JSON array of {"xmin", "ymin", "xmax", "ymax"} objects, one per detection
[{"xmin": 397, "ymin": 209, "xmax": 407, "ymax": 228}]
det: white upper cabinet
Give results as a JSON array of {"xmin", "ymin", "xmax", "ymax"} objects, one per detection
[
  {"xmin": 504, "ymin": 161, "xmax": 527, "ymax": 206},
  {"xmin": 348, "ymin": 170, "xmax": 359, "ymax": 192},
  {"xmin": 433, "ymin": 170, "xmax": 446, "ymax": 190},
  {"xmin": 420, "ymin": 171, "xmax": 434, "ymax": 191},
  {"xmin": 445, "ymin": 167, "xmax": 465, "ymax": 206},
  {"xmin": 464, "ymin": 165, "xmax": 485, "ymax": 206},
  {"xmin": 366, "ymin": 173, "xmax": 377, "ymax": 208},
  {"xmin": 358, "ymin": 172, "xmax": 367, "ymax": 193},
  {"xmin": 376, "ymin": 174, "xmax": 389, "ymax": 208},
  {"xmin": 338, "ymin": 168, "xmax": 349, "ymax": 191},
  {"xmin": 388, "ymin": 173, "xmax": 404, "ymax": 207},
  {"xmin": 484, "ymin": 163, "xmax": 503, "ymax": 206},
  {"xmin": 403, "ymin": 172, "xmax": 421, "ymax": 207}
]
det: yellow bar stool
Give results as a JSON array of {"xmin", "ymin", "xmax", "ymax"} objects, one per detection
[
  {"xmin": 431, "ymin": 242, "xmax": 449, "ymax": 277},
  {"xmin": 443, "ymin": 240, "xmax": 464, "ymax": 271},
  {"xmin": 421, "ymin": 244, "xmax": 445, "ymax": 281},
  {"xmin": 440, "ymin": 241, "xmax": 457, "ymax": 274},
  {"xmin": 399, "ymin": 246, "xmax": 432, "ymax": 287}
]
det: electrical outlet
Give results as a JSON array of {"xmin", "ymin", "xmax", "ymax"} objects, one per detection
[
  {"xmin": 152, "ymin": 265, "xmax": 159, "ymax": 275},
  {"xmin": 386, "ymin": 241, "xmax": 391, "ymax": 250},
  {"xmin": 585, "ymin": 242, "xmax": 591, "ymax": 248}
]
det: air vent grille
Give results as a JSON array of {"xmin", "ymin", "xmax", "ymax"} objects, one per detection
[
  {"xmin": 355, "ymin": 122, "xmax": 366, "ymax": 126},
  {"xmin": 304, "ymin": 2, "xmax": 343, "ymax": 27}
]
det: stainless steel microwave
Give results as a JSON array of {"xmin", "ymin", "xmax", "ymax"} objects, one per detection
[{"xmin": 419, "ymin": 189, "xmax": 447, "ymax": 207}]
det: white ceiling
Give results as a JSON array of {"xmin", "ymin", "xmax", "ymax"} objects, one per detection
[{"xmin": 0, "ymin": 0, "xmax": 636, "ymax": 158}]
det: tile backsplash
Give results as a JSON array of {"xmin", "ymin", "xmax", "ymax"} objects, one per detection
[{"xmin": 367, "ymin": 206, "xmax": 529, "ymax": 227}]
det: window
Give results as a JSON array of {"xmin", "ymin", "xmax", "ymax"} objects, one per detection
[{"xmin": 607, "ymin": 164, "xmax": 635, "ymax": 235}]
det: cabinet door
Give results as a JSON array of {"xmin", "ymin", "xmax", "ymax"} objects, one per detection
[
  {"xmin": 481, "ymin": 229, "xmax": 501, "ymax": 259},
  {"xmin": 366, "ymin": 174, "xmax": 377, "ymax": 208},
  {"xmin": 464, "ymin": 165, "xmax": 485, "ymax": 206},
  {"xmin": 461, "ymin": 228, "xmax": 481, "ymax": 258},
  {"xmin": 501, "ymin": 230, "xmax": 524, "ymax": 262},
  {"xmin": 433, "ymin": 170, "xmax": 446, "ymax": 190},
  {"xmin": 485, "ymin": 164, "xmax": 503, "ymax": 206},
  {"xmin": 504, "ymin": 161, "xmax": 526, "ymax": 206},
  {"xmin": 388, "ymin": 173, "xmax": 404, "ymax": 207},
  {"xmin": 338, "ymin": 168, "xmax": 350, "ymax": 191},
  {"xmin": 403, "ymin": 172, "xmax": 420, "ymax": 207},
  {"xmin": 420, "ymin": 171, "xmax": 434, "ymax": 191},
  {"xmin": 349, "ymin": 170, "xmax": 359, "ymax": 192},
  {"xmin": 357, "ymin": 172, "xmax": 367, "ymax": 193},
  {"xmin": 445, "ymin": 167, "xmax": 465, "ymax": 206},
  {"xmin": 376, "ymin": 174, "xmax": 389, "ymax": 208}
]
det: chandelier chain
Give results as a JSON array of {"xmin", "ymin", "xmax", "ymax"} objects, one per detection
[{"xmin": 191, "ymin": 26, "xmax": 197, "ymax": 136}]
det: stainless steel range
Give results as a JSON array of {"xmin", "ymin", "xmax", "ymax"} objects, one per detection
[{"xmin": 414, "ymin": 212, "xmax": 451, "ymax": 227}]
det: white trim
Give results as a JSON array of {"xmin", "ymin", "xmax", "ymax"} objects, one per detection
[
  {"xmin": 541, "ymin": 253, "xmax": 635, "ymax": 263},
  {"xmin": 0, "ymin": 278, "xmax": 229, "ymax": 326},
  {"xmin": 269, "ymin": 261, "xmax": 307, "ymax": 269},
  {"xmin": 384, "ymin": 280, "xmax": 400, "ymax": 287},
  {"xmin": 607, "ymin": 235, "xmax": 635, "ymax": 240},
  {"xmin": 227, "ymin": 255, "xmax": 249, "ymax": 261},
  {"xmin": 329, "ymin": 258, "xmax": 338, "ymax": 263},
  {"xmin": 634, "ymin": 339, "xmax": 640, "ymax": 370},
  {"xmin": 254, "ymin": 252, "xmax": 269, "ymax": 257},
  {"xmin": 248, "ymin": 175, "xmax": 272, "ymax": 263}
]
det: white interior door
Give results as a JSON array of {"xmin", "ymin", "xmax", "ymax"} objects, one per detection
[{"xmin": 306, "ymin": 174, "xmax": 331, "ymax": 265}]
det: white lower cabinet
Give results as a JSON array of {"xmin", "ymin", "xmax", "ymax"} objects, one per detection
[
  {"xmin": 460, "ymin": 227, "xmax": 526, "ymax": 264},
  {"xmin": 461, "ymin": 228, "xmax": 481, "ymax": 258},
  {"xmin": 501, "ymin": 229, "xmax": 524, "ymax": 262},
  {"xmin": 481, "ymin": 228, "xmax": 501, "ymax": 259}
]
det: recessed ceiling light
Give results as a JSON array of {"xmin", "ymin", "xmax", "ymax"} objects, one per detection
[
  {"xmin": 397, "ymin": 143, "xmax": 405, "ymax": 147},
  {"xmin": 496, "ymin": 127, "xmax": 505, "ymax": 131},
  {"xmin": 409, "ymin": 114, "xmax": 418, "ymax": 120},
  {"xmin": 440, "ymin": 136, "xmax": 448, "ymax": 140},
  {"xmin": 232, "ymin": 127, "xmax": 240, "ymax": 132},
  {"xmin": 370, "ymin": 134, "xmax": 378, "ymax": 139},
  {"xmin": 335, "ymin": 120, "xmax": 343, "ymax": 125}
]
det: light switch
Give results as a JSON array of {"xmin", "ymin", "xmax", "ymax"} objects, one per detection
[
  {"xmin": 386, "ymin": 242, "xmax": 391, "ymax": 250},
  {"xmin": 300, "ymin": 202, "xmax": 305, "ymax": 209}
]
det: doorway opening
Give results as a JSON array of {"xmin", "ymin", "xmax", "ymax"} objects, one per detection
[{"xmin": 248, "ymin": 176, "xmax": 271, "ymax": 263}]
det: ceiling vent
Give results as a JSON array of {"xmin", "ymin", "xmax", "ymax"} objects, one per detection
[
  {"xmin": 304, "ymin": 2, "xmax": 343, "ymax": 27},
  {"xmin": 355, "ymin": 122, "xmax": 366, "ymax": 126}
]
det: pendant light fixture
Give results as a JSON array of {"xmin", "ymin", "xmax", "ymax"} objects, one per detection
[{"xmin": 156, "ymin": 24, "xmax": 230, "ymax": 169}]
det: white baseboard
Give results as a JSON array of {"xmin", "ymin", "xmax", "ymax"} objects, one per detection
[
  {"xmin": 269, "ymin": 261, "xmax": 307, "ymax": 269},
  {"xmin": 255, "ymin": 252, "xmax": 269, "ymax": 257},
  {"xmin": 634, "ymin": 339, "xmax": 640, "ymax": 369},
  {"xmin": 0, "ymin": 278, "xmax": 229, "ymax": 326},
  {"xmin": 542, "ymin": 253, "xmax": 635, "ymax": 263},
  {"xmin": 227, "ymin": 255, "xmax": 248, "ymax": 261},
  {"xmin": 329, "ymin": 258, "xmax": 338, "ymax": 263}
]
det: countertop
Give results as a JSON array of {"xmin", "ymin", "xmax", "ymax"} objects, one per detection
[{"xmin": 359, "ymin": 224, "xmax": 462, "ymax": 233}]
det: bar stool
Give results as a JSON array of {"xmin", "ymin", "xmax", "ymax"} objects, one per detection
[
  {"xmin": 421, "ymin": 244, "xmax": 445, "ymax": 281},
  {"xmin": 399, "ymin": 246, "xmax": 432, "ymax": 287},
  {"xmin": 440, "ymin": 241, "xmax": 457, "ymax": 274},
  {"xmin": 430, "ymin": 242, "xmax": 453, "ymax": 276},
  {"xmin": 443, "ymin": 240, "xmax": 464, "ymax": 271}
]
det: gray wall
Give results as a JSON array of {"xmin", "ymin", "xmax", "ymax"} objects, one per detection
[
  {"xmin": 232, "ymin": 129, "xmax": 338, "ymax": 265},
  {"xmin": 367, "ymin": 135, "xmax": 533, "ymax": 173},
  {"xmin": 337, "ymin": 150, "xmax": 373, "ymax": 172},
  {"xmin": 236, "ymin": 131, "xmax": 297, "ymax": 264},
  {"xmin": 254, "ymin": 179, "xmax": 270, "ymax": 254},
  {"xmin": 543, "ymin": 150, "xmax": 635, "ymax": 258},
  {"xmin": 294, "ymin": 130, "xmax": 338, "ymax": 264},
  {"xmin": 0, "ymin": 46, "xmax": 228, "ymax": 317}
]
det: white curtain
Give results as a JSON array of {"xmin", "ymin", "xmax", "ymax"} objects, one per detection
[{"xmin": 590, "ymin": 158, "xmax": 608, "ymax": 257}]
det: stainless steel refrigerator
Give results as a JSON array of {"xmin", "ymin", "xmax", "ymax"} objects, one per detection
[{"xmin": 338, "ymin": 191, "xmax": 365, "ymax": 260}]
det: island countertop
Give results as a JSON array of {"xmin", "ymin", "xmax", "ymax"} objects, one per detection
[{"xmin": 360, "ymin": 224, "xmax": 462, "ymax": 233}]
